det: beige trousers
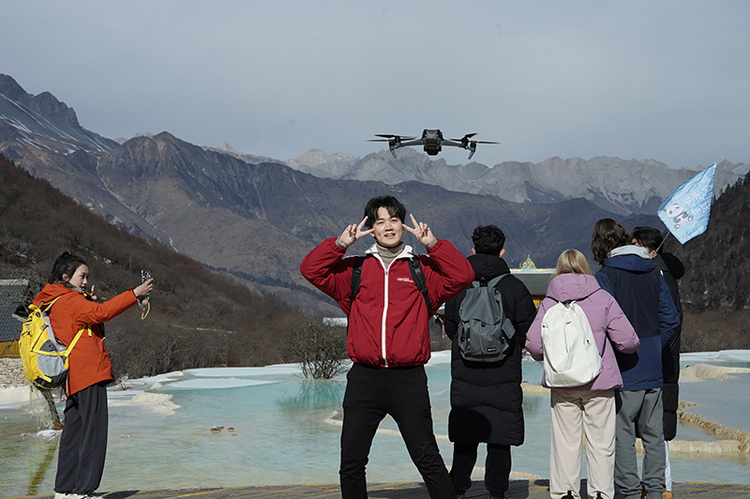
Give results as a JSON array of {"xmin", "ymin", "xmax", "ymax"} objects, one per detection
[{"xmin": 549, "ymin": 389, "xmax": 616, "ymax": 499}]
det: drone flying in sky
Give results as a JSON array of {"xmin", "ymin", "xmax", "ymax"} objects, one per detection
[{"xmin": 369, "ymin": 129, "xmax": 499, "ymax": 160}]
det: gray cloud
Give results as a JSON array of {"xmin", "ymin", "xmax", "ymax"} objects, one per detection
[{"xmin": 2, "ymin": 0, "xmax": 748, "ymax": 168}]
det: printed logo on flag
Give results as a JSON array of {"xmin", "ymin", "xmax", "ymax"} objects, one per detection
[{"xmin": 657, "ymin": 164, "xmax": 716, "ymax": 244}]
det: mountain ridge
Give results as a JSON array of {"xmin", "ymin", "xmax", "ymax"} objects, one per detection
[
  {"xmin": 284, "ymin": 148, "xmax": 749, "ymax": 215},
  {"xmin": 0, "ymin": 73, "xmax": 733, "ymax": 313}
]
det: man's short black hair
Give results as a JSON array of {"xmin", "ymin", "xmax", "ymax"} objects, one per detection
[
  {"xmin": 472, "ymin": 225, "xmax": 506, "ymax": 255},
  {"xmin": 632, "ymin": 226, "xmax": 664, "ymax": 253},
  {"xmin": 363, "ymin": 196, "xmax": 407, "ymax": 229}
]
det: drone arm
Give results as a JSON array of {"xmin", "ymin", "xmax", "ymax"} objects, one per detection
[
  {"xmin": 441, "ymin": 139, "xmax": 465, "ymax": 148},
  {"xmin": 397, "ymin": 139, "xmax": 424, "ymax": 147}
]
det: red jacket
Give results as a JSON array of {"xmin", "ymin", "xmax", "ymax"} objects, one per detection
[
  {"xmin": 300, "ymin": 238, "xmax": 474, "ymax": 367},
  {"xmin": 33, "ymin": 283, "xmax": 138, "ymax": 395}
]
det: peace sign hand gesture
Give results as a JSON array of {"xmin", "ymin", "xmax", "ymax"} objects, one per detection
[
  {"xmin": 336, "ymin": 217, "xmax": 374, "ymax": 249},
  {"xmin": 404, "ymin": 213, "xmax": 437, "ymax": 248}
]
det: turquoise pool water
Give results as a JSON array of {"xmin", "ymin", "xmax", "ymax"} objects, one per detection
[{"xmin": 1, "ymin": 352, "xmax": 749, "ymax": 497}]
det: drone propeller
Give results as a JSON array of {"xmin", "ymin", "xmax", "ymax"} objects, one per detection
[
  {"xmin": 369, "ymin": 134, "xmax": 415, "ymax": 142},
  {"xmin": 465, "ymin": 136, "xmax": 500, "ymax": 160},
  {"xmin": 369, "ymin": 134, "xmax": 415, "ymax": 158},
  {"xmin": 450, "ymin": 133, "xmax": 478, "ymax": 142},
  {"xmin": 450, "ymin": 133, "xmax": 500, "ymax": 155}
]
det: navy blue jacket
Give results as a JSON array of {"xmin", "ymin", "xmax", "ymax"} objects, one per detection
[{"xmin": 595, "ymin": 246, "xmax": 680, "ymax": 391}]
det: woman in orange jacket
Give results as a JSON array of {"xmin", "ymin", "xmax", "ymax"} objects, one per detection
[{"xmin": 34, "ymin": 251, "xmax": 153, "ymax": 499}]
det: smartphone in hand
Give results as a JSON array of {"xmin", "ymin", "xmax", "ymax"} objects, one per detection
[{"xmin": 139, "ymin": 270, "xmax": 151, "ymax": 309}]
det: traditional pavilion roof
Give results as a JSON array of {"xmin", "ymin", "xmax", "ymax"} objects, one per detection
[{"xmin": 510, "ymin": 255, "xmax": 554, "ymax": 297}]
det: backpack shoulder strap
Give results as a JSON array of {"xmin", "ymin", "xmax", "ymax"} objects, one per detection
[
  {"xmin": 486, "ymin": 273, "xmax": 509, "ymax": 289},
  {"xmin": 565, "ymin": 299, "xmax": 607, "ymax": 356},
  {"xmin": 40, "ymin": 296, "xmax": 65, "ymax": 346},
  {"xmin": 350, "ymin": 256, "xmax": 367, "ymax": 307},
  {"xmin": 39, "ymin": 296, "xmax": 63, "ymax": 312},
  {"xmin": 408, "ymin": 256, "xmax": 431, "ymax": 313},
  {"xmin": 480, "ymin": 273, "xmax": 516, "ymax": 337},
  {"xmin": 64, "ymin": 327, "xmax": 88, "ymax": 353}
]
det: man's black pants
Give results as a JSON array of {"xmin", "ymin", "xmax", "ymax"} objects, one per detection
[
  {"xmin": 340, "ymin": 363, "xmax": 454, "ymax": 499},
  {"xmin": 55, "ymin": 382, "xmax": 109, "ymax": 495}
]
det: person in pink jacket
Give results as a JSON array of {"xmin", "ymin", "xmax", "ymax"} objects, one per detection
[{"xmin": 526, "ymin": 250, "xmax": 639, "ymax": 499}]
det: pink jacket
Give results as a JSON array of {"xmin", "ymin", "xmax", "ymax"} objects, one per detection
[{"xmin": 526, "ymin": 273, "xmax": 640, "ymax": 390}]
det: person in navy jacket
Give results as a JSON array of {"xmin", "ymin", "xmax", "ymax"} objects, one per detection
[
  {"xmin": 301, "ymin": 195, "xmax": 474, "ymax": 499},
  {"xmin": 590, "ymin": 219, "xmax": 679, "ymax": 499}
]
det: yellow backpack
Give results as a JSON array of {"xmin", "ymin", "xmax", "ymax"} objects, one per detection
[{"xmin": 19, "ymin": 297, "xmax": 87, "ymax": 390}]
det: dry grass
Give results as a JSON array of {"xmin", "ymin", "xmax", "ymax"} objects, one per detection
[{"xmin": 681, "ymin": 309, "xmax": 750, "ymax": 352}]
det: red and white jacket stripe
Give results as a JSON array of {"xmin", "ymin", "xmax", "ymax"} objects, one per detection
[{"xmin": 301, "ymin": 237, "xmax": 474, "ymax": 367}]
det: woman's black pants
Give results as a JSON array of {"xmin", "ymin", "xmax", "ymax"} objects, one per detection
[{"xmin": 55, "ymin": 382, "xmax": 109, "ymax": 496}]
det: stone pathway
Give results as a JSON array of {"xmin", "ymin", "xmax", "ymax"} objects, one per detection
[{"xmin": 8, "ymin": 481, "xmax": 750, "ymax": 499}]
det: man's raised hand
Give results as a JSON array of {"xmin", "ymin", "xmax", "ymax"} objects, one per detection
[
  {"xmin": 404, "ymin": 213, "xmax": 437, "ymax": 248},
  {"xmin": 336, "ymin": 217, "xmax": 374, "ymax": 249}
]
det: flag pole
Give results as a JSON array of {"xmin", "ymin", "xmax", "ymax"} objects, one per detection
[{"xmin": 656, "ymin": 230, "xmax": 672, "ymax": 253}]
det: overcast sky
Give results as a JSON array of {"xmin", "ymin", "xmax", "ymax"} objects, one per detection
[{"xmin": 2, "ymin": 1, "xmax": 748, "ymax": 168}]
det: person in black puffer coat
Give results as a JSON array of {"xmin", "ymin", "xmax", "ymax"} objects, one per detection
[
  {"xmin": 632, "ymin": 226, "xmax": 684, "ymax": 499},
  {"xmin": 443, "ymin": 225, "xmax": 537, "ymax": 499}
]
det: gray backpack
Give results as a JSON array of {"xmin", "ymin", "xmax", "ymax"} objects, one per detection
[{"xmin": 457, "ymin": 274, "xmax": 515, "ymax": 362}]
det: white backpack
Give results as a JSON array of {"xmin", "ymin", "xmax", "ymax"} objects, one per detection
[{"xmin": 540, "ymin": 300, "xmax": 602, "ymax": 387}]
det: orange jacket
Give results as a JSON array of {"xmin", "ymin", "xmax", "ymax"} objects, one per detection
[{"xmin": 33, "ymin": 283, "xmax": 138, "ymax": 395}]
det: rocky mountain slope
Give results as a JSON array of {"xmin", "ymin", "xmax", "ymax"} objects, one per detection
[
  {"xmin": 97, "ymin": 132, "xmax": 662, "ymax": 311},
  {"xmin": 286, "ymin": 148, "xmax": 749, "ymax": 215},
  {"xmin": 0, "ymin": 74, "xmax": 166, "ymax": 241},
  {"xmin": 0, "ymin": 154, "xmax": 305, "ymax": 375},
  {"xmin": 0, "ymin": 74, "xmax": 706, "ymax": 313}
]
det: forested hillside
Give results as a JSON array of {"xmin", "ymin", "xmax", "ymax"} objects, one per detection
[
  {"xmin": 3, "ymin": 151, "xmax": 748, "ymax": 361},
  {"xmin": 671, "ymin": 170, "xmax": 750, "ymax": 350},
  {"xmin": 0, "ymin": 154, "xmax": 305, "ymax": 378}
]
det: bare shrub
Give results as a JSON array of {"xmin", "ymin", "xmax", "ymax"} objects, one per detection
[
  {"xmin": 430, "ymin": 317, "xmax": 452, "ymax": 352},
  {"xmin": 286, "ymin": 319, "xmax": 347, "ymax": 379}
]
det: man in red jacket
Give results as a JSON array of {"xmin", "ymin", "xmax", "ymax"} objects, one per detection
[{"xmin": 301, "ymin": 195, "xmax": 474, "ymax": 499}]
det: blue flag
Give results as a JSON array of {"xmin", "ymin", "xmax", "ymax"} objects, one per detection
[{"xmin": 658, "ymin": 164, "xmax": 716, "ymax": 244}]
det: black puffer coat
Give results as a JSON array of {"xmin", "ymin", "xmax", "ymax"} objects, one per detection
[
  {"xmin": 655, "ymin": 252, "xmax": 684, "ymax": 441},
  {"xmin": 443, "ymin": 253, "xmax": 537, "ymax": 446}
]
